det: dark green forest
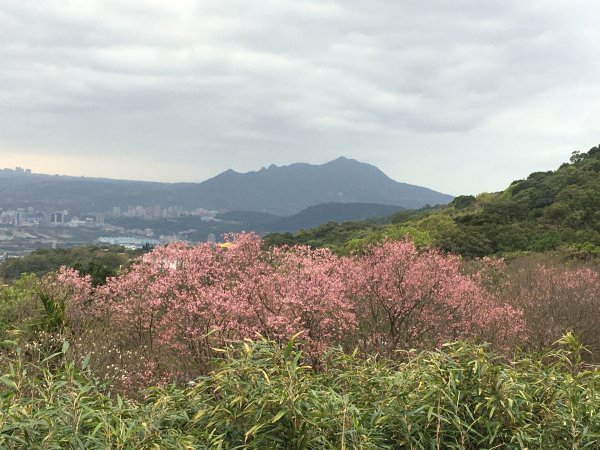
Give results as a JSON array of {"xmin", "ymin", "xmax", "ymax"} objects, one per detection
[{"xmin": 0, "ymin": 246, "xmax": 140, "ymax": 285}]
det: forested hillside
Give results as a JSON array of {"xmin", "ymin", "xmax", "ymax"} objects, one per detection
[
  {"xmin": 266, "ymin": 145, "xmax": 600, "ymax": 258},
  {"xmin": 0, "ymin": 246, "xmax": 139, "ymax": 284}
]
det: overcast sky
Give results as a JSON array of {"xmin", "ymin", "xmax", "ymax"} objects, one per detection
[{"xmin": 1, "ymin": 0, "xmax": 599, "ymax": 195}]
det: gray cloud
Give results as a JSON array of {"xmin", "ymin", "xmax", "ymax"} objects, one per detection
[{"xmin": 1, "ymin": 0, "xmax": 599, "ymax": 194}]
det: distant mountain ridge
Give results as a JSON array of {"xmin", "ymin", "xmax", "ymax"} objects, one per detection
[
  {"xmin": 177, "ymin": 157, "xmax": 452, "ymax": 215},
  {"xmin": 270, "ymin": 202, "xmax": 405, "ymax": 231},
  {"xmin": 218, "ymin": 202, "xmax": 406, "ymax": 232},
  {"xmin": 0, "ymin": 157, "xmax": 452, "ymax": 215}
]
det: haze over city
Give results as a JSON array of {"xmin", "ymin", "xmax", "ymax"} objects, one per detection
[{"xmin": 2, "ymin": 0, "xmax": 600, "ymax": 195}]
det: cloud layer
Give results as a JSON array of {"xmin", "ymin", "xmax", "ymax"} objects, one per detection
[{"xmin": 1, "ymin": 0, "xmax": 599, "ymax": 194}]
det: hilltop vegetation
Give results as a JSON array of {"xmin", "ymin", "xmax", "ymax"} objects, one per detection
[
  {"xmin": 266, "ymin": 145, "xmax": 600, "ymax": 259},
  {"xmin": 0, "ymin": 246, "xmax": 140, "ymax": 285}
]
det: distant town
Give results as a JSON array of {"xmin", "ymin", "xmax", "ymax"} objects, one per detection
[
  {"xmin": 0, "ymin": 203, "xmax": 219, "ymax": 228},
  {"xmin": 1, "ymin": 167, "xmax": 32, "ymax": 176},
  {"xmin": 0, "ymin": 159, "xmax": 435, "ymax": 261},
  {"xmin": 0, "ymin": 167, "xmax": 225, "ymax": 260}
]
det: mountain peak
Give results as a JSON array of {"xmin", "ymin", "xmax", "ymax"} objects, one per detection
[
  {"xmin": 327, "ymin": 156, "xmax": 358, "ymax": 164},
  {"xmin": 0, "ymin": 156, "xmax": 453, "ymax": 217},
  {"xmin": 197, "ymin": 157, "xmax": 453, "ymax": 215}
]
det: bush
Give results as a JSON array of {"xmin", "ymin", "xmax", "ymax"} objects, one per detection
[
  {"xmin": 500, "ymin": 259, "xmax": 600, "ymax": 356},
  {"xmin": 2, "ymin": 336, "xmax": 600, "ymax": 449},
  {"xmin": 0, "ymin": 274, "xmax": 38, "ymax": 339}
]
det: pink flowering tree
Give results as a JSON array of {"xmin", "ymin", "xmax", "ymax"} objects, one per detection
[
  {"xmin": 249, "ymin": 245, "xmax": 357, "ymax": 355},
  {"xmin": 349, "ymin": 240, "xmax": 525, "ymax": 355},
  {"xmin": 57, "ymin": 234, "xmax": 527, "ymax": 389},
  {"xmin": 61, "ymin": 234, "xmax": 358, "ymax": 387},
  {"xmin": 36, "ymin": 267, "xmax": 92, "ymax": 333}
]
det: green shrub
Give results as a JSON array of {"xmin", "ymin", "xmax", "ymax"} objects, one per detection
[
  {"xmin": 2, "ymin": 335, "xmax": 600, "ymax": 449},
  {"xmin": 0, "ymin": 274, "xmax": 38, "ymax": 339}
]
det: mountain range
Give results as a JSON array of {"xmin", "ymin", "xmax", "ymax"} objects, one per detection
[
  {"xmin": 0, "ymin": 157, "xmax": 452, "ymax": 216},
  {"xmin": 178, "ymin": 157, "xmax": 452, "ymax": 215}
]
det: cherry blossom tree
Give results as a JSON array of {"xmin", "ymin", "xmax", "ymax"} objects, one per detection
[
  {"xmin": 349, "ymin": 240, "xmax": 524, "ymax": 355},
  {"xmin": 58, "ymin": 234, "xmax": 526, "ymax": 388}
]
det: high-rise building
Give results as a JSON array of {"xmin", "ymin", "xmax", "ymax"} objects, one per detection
[{"xmin": 51, "ymin": 212, "xmax": 64, "ymax": 224}]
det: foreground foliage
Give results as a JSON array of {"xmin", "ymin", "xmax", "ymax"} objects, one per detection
[
  {"xmin": 1, "ymin": 235, "xmax": 599, "ymax": 448},
  {"xmin": 1, "ymin": 336, "xmax": 600, "ymax": 449}
]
